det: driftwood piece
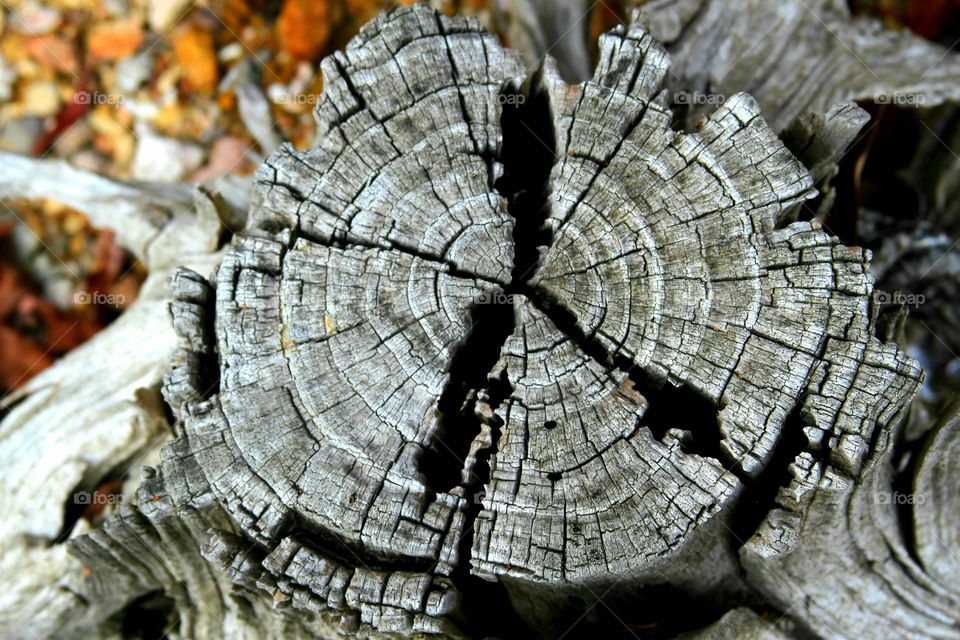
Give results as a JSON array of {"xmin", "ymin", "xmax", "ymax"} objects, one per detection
[
  {"xmin": 740, "ymin": 394, "xmax": 960, "ymax": 640},
  {"xmin": 914, "ymin": 399, "xmax": 960, "ymax": 586},
  {"xmin": 494, "ymin": 0, "xmax": 593, "ymax": 82},
  {"xmin": 778, "ymin": 102, "xmax": 871, "ymax": 219},
  {"xmin": 0, "ymin": 157, "xmax": 230, "ymax": 639},
  {"xmin": 0, "ymin": 151, "xmax": 238, "ymax": 269},
  {"xmin": 641, "ymin": 0, "xmax": 960, "ymax": 131}
]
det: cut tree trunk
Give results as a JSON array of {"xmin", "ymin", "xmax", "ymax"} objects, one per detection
[{"xmin": 2, "ymin": 5, "xmax": 958, "ymax": 640}]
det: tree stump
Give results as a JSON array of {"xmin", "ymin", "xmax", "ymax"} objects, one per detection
[{"xmin": 63, "ymin": 5, "xmax": 951, "ymax": 639}]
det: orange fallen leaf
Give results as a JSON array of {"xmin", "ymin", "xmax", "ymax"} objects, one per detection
[
  {"xmin": 87, "ymin": 18, "xmax": 144, "ymax": 61},
  {"xmin": 170, "ymin": 25, "xmax": 218, "ymax": 95},
  {"xmin": 276, "ymin": 0, "xmax": 334, "ymax": 61},
  {"xmin": 24, "ymin": 35, "xmax": 78, "ymax": 74}
]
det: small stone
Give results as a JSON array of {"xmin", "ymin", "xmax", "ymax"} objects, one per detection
[
  {"xmin": 69, "ymin": 149, "xmax": 109, "ymax": 173},
  {"xmin": 218, "ymin": 42, "xmax": 244, "ymax": 63},
  {"xmin": 8, "ymin": 0, "xmax": 61, "ymax": 35},
  {"xmin": 114, "ymin": 54, "xmax": 153, "ymax": 94},
  {"xmin": 148, "ymin": 0, "xmax": 193, "ymax": 32},
  {"xmin": 20, "ymin": 79, "xmax": 61, "ymax": 117},
  {"xmin": 102, "ymin": 0, "xmax": 129, "ymax": 19},
  {"xmin": 0, "ymin": 55, "xmax": 14, "ymax": 102},
  {"xmin": 0, "ymin": 117, "xmax": 43, "ymax": 153},
  {"xmin": 49, "ymin": 118, "xmax": 91, "ymax": 155},
  {"xmin": 88, "ymin": 106, "xmax": 136, "ymax": 167}
]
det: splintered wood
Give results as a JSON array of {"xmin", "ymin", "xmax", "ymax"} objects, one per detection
[{"xmin": 72, "ymin": 5, "xmax": 930, "ymax": 638}]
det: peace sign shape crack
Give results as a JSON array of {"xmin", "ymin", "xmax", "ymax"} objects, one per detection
[{"xmin": 153, "ymin": 5, "xmax": 921, "ymax": 637}]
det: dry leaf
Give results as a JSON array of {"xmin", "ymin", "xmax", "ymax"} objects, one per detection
[
  {"xmin": 276, "ymin": 0, "xmax": 334, "ymax": 61},
  {"xmin": 170, "ymin": 25, "xmax": 218, "ymax": 95},
  {"xmin": 87, "ymin": 18, "xmax": 145, "ymax": 61},
  {"xmin": 24, "ymin": 35, "xmax": 78, "ymax": 74}
]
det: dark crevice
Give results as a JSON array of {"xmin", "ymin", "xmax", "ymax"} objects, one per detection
[
  {"xmin": 449, "ymin": 373, "xmax": 531, "ymax": 639},
  {"xmin": 113, "ymin": 590, "xmax": 178, "ymax": 640},
  {"xmin": 619, "ymin": 368, "xmax": 737, "ymax": 473},
  {"xmin": 418, "ymin": 71, "xmax": 556, "ymax": 502},
  {"xmin": 416, "ymin": 71, "xmax": 556, "ymax": 640},
  {"xmin": 418, "ymin": 301, "xmax": 515, "ymax": 493},
  {"xmin": 524, "ymin": 285, "xmax": 738, "ymax": 474},
  {"xmin": 56, "ymin": 471, "xmax": 127, "ymax": 543},
  {"xmin": 498, "ymin": 71, "xmax": 556, "ymax": 289},
  {"xmin": 891, "ymin": 428, "xmax": 926, "ymax": 566},
  {"xmin": 160, "ymin": 391, "xmax": 176, "ymax": 432},
  {"xmin": 729, "ymin": 399, "xmax": 822, "ymax": 544},
  {"xmin": 198, "ymin": 292, "xmax": 220, "ymax": 400}
]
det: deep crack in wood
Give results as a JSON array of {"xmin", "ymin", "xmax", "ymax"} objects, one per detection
[{"xmin": 70, "ymin": 5, "xmax": 925, "ymax": 638}]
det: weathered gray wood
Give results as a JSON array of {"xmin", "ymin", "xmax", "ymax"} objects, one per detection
[
  {"xmin": 494, "ymin": 0, "xmax": 593, "ymax": 82},
  {"xmin": 641, "ymin": 0, "xmax": 960, "ymax": 131},
  {"xmin": 2, "ymin": 5, "xmax": 955, "ymax": 639},
  {"xmin": 914, "ymin": 399, "xmax": 960, "ymax": 586},
  {"xmin": 780, "ymin": 102, "xmax": 870, "ymax": 185},
  {"xmin": 678, "ymin": 607, "xmax": 793, "ymax": 640},
  {"xmin": 741, "ymin": 400, "xmax": 960, "ymax": 639},
  {"xmin": 125, "ymin": 5, "xmax": 928, "ymax": 637},
  {"xmin": 0, "ymin": 151, "xmax": 224, "ymax": 268},
  {"xmin": 0, "ymin": 155, "xmax": 234, "ymax": 639}
]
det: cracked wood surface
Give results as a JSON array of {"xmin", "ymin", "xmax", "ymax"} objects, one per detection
[
  {"xmin": 126, "ymin": 5, "xmax": 927, "ymax": 637},
  {"xmin": 4, "ymin": 4, "xmax": 953, "ymax": 639},
  {"xmin": 640, "ymin": 0, "xmax": 960, "ymax": 131}
]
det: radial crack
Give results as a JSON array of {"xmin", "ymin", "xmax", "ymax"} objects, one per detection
[{"xmin": 418, "ymin": 72, "xmax": 557, "ymax": 497}]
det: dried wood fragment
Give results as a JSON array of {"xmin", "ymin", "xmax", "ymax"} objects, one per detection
[{"xmin": 641, "ymin": 0, "xmax": 960, "ymax": 131}]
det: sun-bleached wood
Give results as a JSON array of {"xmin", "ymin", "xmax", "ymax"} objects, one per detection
[
  {"xmin": 2, "ymin": 5, "xmax": 954, "ymax": 639},
  {"xmin": 148, "ymin": 5, "xmax": 924, "ymax": 637}
]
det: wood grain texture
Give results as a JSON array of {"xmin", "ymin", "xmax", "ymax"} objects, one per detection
[
  {"xmin": 148, "ymin": 5, "xmax": 926, "ymax": 636},
  {"xmin": 641, "ymin": 0, "xmax": 960, "ymax": 131},
  {"xmin": 0, "ymin": 5, "xmax": 940, "ymax": 639}
]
